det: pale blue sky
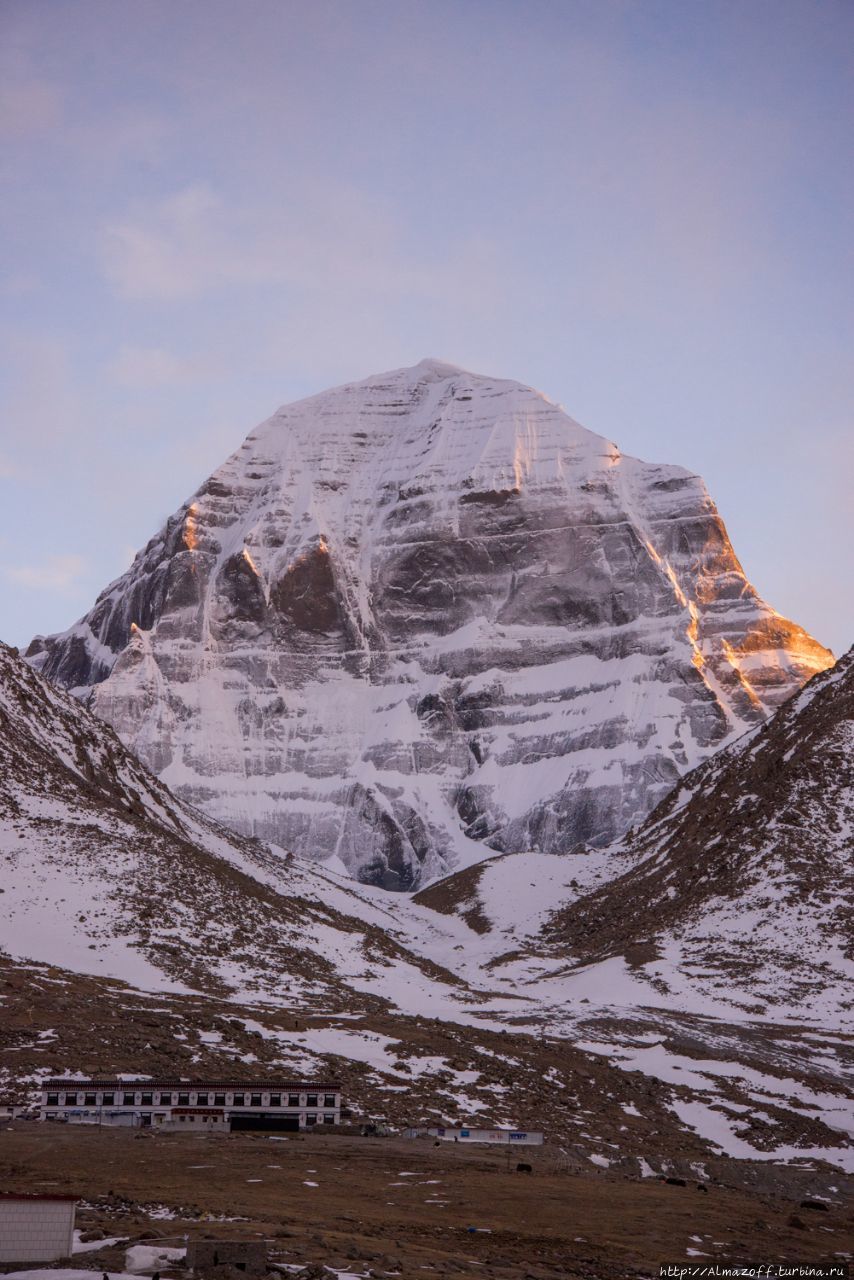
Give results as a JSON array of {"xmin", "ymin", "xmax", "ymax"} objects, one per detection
[{"xmin": 1, "ymin": 0, "xmax": 852, "ymax": 653}]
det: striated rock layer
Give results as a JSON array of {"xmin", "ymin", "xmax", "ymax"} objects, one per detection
[{"xmin": 28, "ymin": 360, "xmax": 832, "ymax": 888}]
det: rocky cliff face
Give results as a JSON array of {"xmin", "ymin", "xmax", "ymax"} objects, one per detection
[{"xmin": 28, "ymin": 360, "xmax": 832, "ymax": 888}]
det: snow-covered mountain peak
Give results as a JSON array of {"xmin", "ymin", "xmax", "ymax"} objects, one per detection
[
  {"xmin": 414, "ymin": 355, "xmax": 470, "ymax": 375},
  {"xmin": 29, "ymin": 363, "xmax": 832, "ymax": 888},
  {"xmin": 232, "ymin": 360, "xmax": 635, "ymax": 553}
]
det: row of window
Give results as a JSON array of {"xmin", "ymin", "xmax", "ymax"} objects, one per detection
[
  {"xmin": 171, "ymin": 1113, "xmax": 337, "ymax": 1125},
  {"xmin": 45, "ymin": 1092, "xmax": 337, "ymax": 1108}
]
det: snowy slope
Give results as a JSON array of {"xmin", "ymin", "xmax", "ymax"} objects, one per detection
[
  {"xmin": 2, "ymin": 640, "xmax": 851, "ymax": 1174},
  {"xmin": 407, "ymin": 655, "xmax": 854, "ymax": 1172},
  {"xmin": 420, "ymin": 650, "xmax": 853, "ymax": 1028},
  {"xmin": 28, "ymin": 360, "xmax": 832, "ymax": 888},
  {"xmin": 0, "ymin": 639, "xmax": 474, "ymax": 1010}
]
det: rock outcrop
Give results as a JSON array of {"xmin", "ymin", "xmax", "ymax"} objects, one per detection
[{"xmin": 28, "ymin": 359, "xmax": 832, "ymax": 887}]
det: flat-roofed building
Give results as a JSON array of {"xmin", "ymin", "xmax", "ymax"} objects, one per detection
[
  {"xmin": 0, "ymin": 1194, "xmax": 76, "ymax": 1264},
  {"xmin": 406, "ymin": 1125, "xmax": 544, "ymax": 1145},
  {"xmin": 40, "ymin": 1078, "xmax": 341, "ymax": 1132}
]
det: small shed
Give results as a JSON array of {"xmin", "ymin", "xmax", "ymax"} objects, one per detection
[
  {"xmin": 0, "ymin": 1193, "xmax": 76, "ymax": 1264},
  {"xmin": 0, "ymin": 1094, "xmax": 25, "ymax": 1121}
]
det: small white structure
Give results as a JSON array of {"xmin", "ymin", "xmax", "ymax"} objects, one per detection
[
  {"xmin": 406, "ymin": 1125, "xmax": 544, "ymax": 1145},
  {"xmin": 162, "ymin": 1107, "xmax": 230, "ymax": 1131},
  {"xmin": 0, "ymin": 1098, "xmax": 26, "ymax": 1121},
  {"xmin": 0, "ymin": 1194, "xmax": 76, "ymax": 1263}
]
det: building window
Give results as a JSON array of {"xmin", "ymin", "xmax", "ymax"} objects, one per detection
[
  {"xmin": 141, "ymin": 1093, "xmax": 153, "ymax": 1105},
  {"xmin": 324, "ymin": 1094, "xmax": 335, "ymax": 1108},
  {"xmin": 306, "ymin": 1115, "xmax": 316, "ymax": 1125},
  {"xmin": 64, "ymin": 1093, "xmax": 78, "ymax": 1105},
  {"xmin": 269, "ymin": 1094, "xmax": 280, "ymax": 1106},
  {"xmin": 288, "ymin": 1094, "xmax": 299, "ymax": 1107},
  {"xmin": 102, "ymin": 1093, "xmax": 114, "ymax": 1105},
  {"xmin": 250, "ymin": 1094, "xmax": 262, "ymax": 1107},
  {"xmin": 47, "ymin": 1093, "xmax": 59, "ymax": 1106},
  {"xmin": 123, "ymin": 1093, "xmax": 135, "ymax": 1105},
  {"xmin": 84, "ymin": 1093, "xmax": 96, "ymax": 1105},
  {"xmin": 233, "ymin": 1093, "xmax": 244, "ymax": 1105},
  {"xmin": 324, "ymin": 1114, "xmax": 335, "ymax": 1124},
  {"xmin": 196, "ymin": 1093, "xmax": 209, "ymax": 1105},
  {"xmin": 178, "ymin": 1093, "xmax": 190, "ymax": 1105},
  {"xmin": 214, "ymin": 1093, "xmax": 226, "ymax": 1106},
  {"xmin": 158, "ymin": 1093, "xmax": 171, "ymax": 1105},
  {"xmin": 306, "ymin": 1094, "xmax": 317, "ymax": 1107}
]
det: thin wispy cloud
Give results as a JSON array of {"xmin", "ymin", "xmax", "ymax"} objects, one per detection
[
  {"xmin": 100, "ymin": 180, "xmax": 506, "ymax": 308},
  {"xmin": 102, "ymin": 185, "xmax": 234, "ymax": 301},
  {"xmin": 3, "ymin": 553, "xmax": 88, "ymax": 594},
  {"xmin": 0, "ymin": 78, "xmax": 62, "ymax": 138},
  {"xmin": 109, "ymin": 344, "xmax": 208, "ymax": 388}
]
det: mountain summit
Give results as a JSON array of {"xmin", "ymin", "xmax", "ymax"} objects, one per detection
[{"xmin": 28, "ymin": 361, "xmax": 832, "ymax": 887}]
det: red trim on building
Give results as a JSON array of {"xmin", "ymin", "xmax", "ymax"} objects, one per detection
[{"xmin": 170, "ymin": 1108, "xmax": 225, "ymax": 1117}]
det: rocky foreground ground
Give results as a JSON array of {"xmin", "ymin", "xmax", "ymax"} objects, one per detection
[{"xmin": 0, "ymin": 1125, "xmax": 851, "ymax": 1279}]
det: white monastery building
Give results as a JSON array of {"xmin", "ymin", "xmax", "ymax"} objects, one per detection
[
  {"xmin": 41, "ymin": 1078, "xmax": 341, "ymax": 1132},
  {"xmin": 0, "ymin": 1194, "xmax": 76, "ymax": 1264},
  {"xmin": 406, "ymin": 1125, "xmax": 544, "ymax": 1145}
]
